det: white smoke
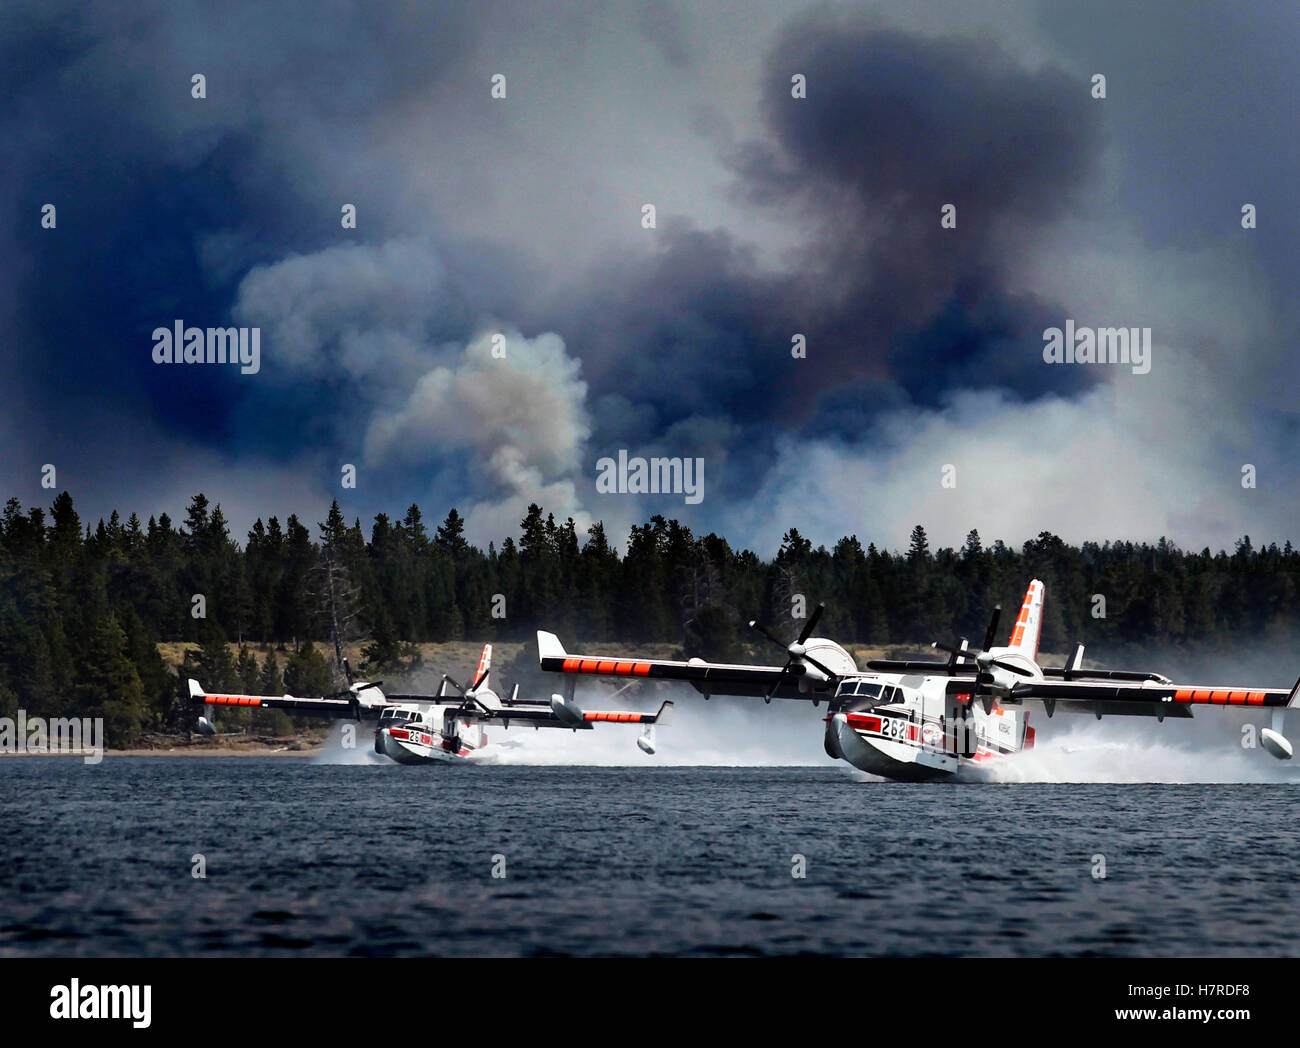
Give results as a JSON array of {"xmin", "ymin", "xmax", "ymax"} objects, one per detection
[
  {"xmin": 473, "ymin": 685, "xmax": 830, "ymax": 767},
  {"xmin": 972, "ymin": 721, "xmax": 1300, "ymax": 784},
  {"xmin": 365, "ymin": 327, "xmax": 593, "ymax": 538},
  {"xmin": 234, "ymin": 239, "xmax": 595, "ymax": 538},
  {"xmin": 310, "ymin": 721, "xmax": 389, "ymax": 766}
]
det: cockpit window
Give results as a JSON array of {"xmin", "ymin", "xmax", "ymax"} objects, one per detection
[
  {"xmin": 835, "ymin": 680, "xmax": 881, "ymax": 701},
  {"xmin": 835, "ymin": 680, "xmax": 905, "ymax": 710}
]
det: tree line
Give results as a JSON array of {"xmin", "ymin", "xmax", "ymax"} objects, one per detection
[{"xmin": 2, "ymin": 490, "xmax": 1297, "ymax": 744}]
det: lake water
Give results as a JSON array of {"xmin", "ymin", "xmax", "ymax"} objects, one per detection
[{"xmin": 2, "ymin": 759, "xmax": 1296, "ymax": 956}]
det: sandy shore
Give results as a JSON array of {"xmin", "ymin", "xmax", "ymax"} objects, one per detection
[
  {"xmin": 108, "ymin": 745, "xmax": 322, "ymax": 757},
  {"xmin": 2, "ymin": 746, "xmax": 323, "ymax": 758},
  {"xmin": 0, "ymin": 734, "xmax": 327, "ymax": 758}
]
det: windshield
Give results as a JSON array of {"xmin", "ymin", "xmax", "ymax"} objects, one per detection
[
  {"xmin": 834, "ymin": 680, "xmax": 904, "ymax": 711},
  {"xmin": 836, "ymin": 680, "xmax": 880, "ymax": 703}
]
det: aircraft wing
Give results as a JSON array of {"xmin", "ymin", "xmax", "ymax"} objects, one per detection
[
  {"xmin": 457, "ymin": 697, "xmax": 674, "ymax": 730},
  {"xmin": 536, "ymin": 630, "xmax": 821, "ymax": 700},
  {"xmin": 188, "ymin": 678, "xmax": 386, "ymax": 717},
  {"xmin": 1007, "ymin": 675, "xmax": 1300, "ymax": 719}
]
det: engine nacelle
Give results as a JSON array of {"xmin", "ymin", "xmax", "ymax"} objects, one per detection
[{"xmin": 550, "ymin": 694, "xmax": 587, "ymax": 729}]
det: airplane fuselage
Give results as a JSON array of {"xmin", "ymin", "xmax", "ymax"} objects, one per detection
[
  {"xmin": 373, "ymin": 703, "xmax": 486, "ymax": 764},
  {"xmin": 825, "ymin": 670, "xmax": 1034, "ymax": 781}
]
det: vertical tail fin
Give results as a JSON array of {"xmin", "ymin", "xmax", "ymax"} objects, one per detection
[
  {"xmin": 472, "ymin": 643, "xmax": 492, "ymax": 691},
  {"xmin": 1005, "ymin": 579, "xmax": 1045, "ymax": 659}
]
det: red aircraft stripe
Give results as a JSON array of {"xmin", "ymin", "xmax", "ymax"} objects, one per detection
[
  {"xmin": 563, "ymin": 657, "xmax": 651, "ymax": 676},
  {"xmin": 1175, "ymin": 688, "xmax": 1272, "ymax": 705},
  {"xmin": 205, "ymin": 695, "xmax": 263, "ymax": 707}
]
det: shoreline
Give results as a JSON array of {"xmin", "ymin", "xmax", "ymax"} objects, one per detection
[
  {"xmin": 1, "ymin": 748, "xmax": 322, "ymax": 758},
  {"xmin": 0, "ymin": 736, "xmax": 326, "ymax": 758}
]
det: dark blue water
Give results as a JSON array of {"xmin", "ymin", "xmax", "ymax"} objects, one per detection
[{"xmin": 1, "ymin": 759, "xmax": 1296, "ymax": 956}]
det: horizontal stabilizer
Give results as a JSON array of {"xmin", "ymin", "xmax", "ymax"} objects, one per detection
[{"xmin": 537, "ymin": 630, "xmax": 567, "ymax": 663}]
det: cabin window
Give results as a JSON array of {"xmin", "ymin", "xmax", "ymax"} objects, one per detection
[{"xmin": 835, "ymin": 680, "xmax": 892, "ymax": 712}]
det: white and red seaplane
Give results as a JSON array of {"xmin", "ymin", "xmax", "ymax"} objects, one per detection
[
  {"xmin": 189, "ymin": 643, "xmax": 671, "ymax": 764},
  {"xmin": 538, "ymin": 580, "xmax": 1300, "ymax": 781}
]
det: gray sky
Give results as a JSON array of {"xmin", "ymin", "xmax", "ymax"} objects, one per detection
[{"xmin": 3, "ymin": 0, "xmax": 1295, "ymax": 554}]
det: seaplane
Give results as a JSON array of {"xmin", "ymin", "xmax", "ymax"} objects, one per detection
[
  {"xmin": 537, "ymin": 579, "xmax": 1300, "ymax": 781},
  {"xmin": 189, "ymin": 643, "xmax": 672, "ymax": 764}
]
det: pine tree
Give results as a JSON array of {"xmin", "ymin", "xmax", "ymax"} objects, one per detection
[
  {"xmin": 258, "ymin": 651, "xmax": 283, "ymax": 695},
  {"xmin": 284, "ymin": 643, "xmax": 333, "ymax": 697},
  {"xmin": 313, "ymin": 501, "xmax": 363, "ymax": 682},
  {"xmin": 435, "ymin": 508, "xmax": 470, "ymax": 558},
  {"xmin": 236, "ymin": 646, "xmax": 260, "ymax": 694}
]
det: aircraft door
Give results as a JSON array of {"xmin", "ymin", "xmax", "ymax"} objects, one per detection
[{"xmin": 947, "ymin": 691, "xmax": 977, "ymax": 758}]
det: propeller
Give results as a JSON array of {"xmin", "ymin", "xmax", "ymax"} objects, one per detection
[
  {"xmin": 981, "ymin": 605, "xmax": 1002, "ymax": 652},
  {"xmin": 327, "ymin": 659, "xmax": 382, "ymax": 697},
  {"xmin": 442, "ymin": 666, "xmax": 488, "ymax": 698},
  {"xmin": 322, "ymin": 679, "xmax": 384, "ymax": 700},
  {"xmin": 931, "ymin": 640, "xmax": 1033, "ymax": 678},
  {"xmin": 931, "ymin": 602, "xmax": 1031, "ymax": 677},
  {"xmin": 931, "ymin": 602, "xmax": 1034, "ymax": 713},
  {"xmin": 748, "ymin": 602, "xmax": 839, "ymax": 703}
]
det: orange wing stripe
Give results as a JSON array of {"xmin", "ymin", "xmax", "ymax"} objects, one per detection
[
  {"xmin": 557, "ymin": 657, "xmax": 655, "ymax": 677},
  {"xmin": 205, "ymin": 695, "xmax": 263, "ymax": 707},
  {"xmin": 1174, "ymin": 688, "xmax": 1274, "ymax": 706}
]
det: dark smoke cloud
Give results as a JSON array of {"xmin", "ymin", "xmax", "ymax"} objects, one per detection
[
  {"xmin": 3, "ymin": 2, "xmax": 1294, "ymax": 556},
  {"xmin": 546, "ymin": 12, "xmax": 1107, "ymax": 505}
]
